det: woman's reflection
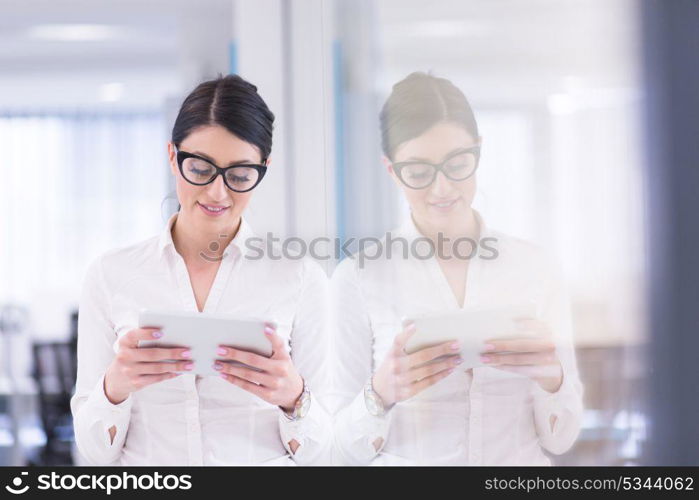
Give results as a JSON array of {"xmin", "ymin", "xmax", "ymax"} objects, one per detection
[{"xmin": 331, "ymin": 72, "xmax": 583, "ymax": 465}]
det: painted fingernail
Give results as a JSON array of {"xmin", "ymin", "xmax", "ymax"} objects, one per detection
[
  {"xmin": 184, "ymin": 363, "xmax": 194, "ymax": 371},
  {"xmin": 483, "ymin": 343, "xmax": 496, "ymax": 351},
  {"xmin": 450, "ymin": 342, "xmax": 461, "ymax": 350},
  {"xmin": 453, "ymin": 357, "xmax": 463, "ymax": 365},
  {"xmin": 447, "ymin": 368, "xmax": 455, "ymax": 374},
  {"xmin": 217, "ymin": 347, "xmax": 227, "ymax": 355},
  {"xmin": 219, "ymin": 373, "xmax": 227, "ymax": 379},
  {"xmin": 480, "ymin": 355, "xmax": 491, "ymax": 363},
  {"xmin": 181, "ymin": 350, "xmax": 191, "ymax": 358},
  {"xmin": 152, "ymin": 331, "xmax": 163, "ymax": 338},
  {"xmin": 264, "ymin": 326, "xmax": 274, "ymax": 335},
  {"xmin": 213, "ymin": 362, "xmax": 223, "ymax": 371}
]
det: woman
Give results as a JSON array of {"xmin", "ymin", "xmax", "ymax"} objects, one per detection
[
  {"xmin": 331, "ymin": 72, "xmax": 583, "ymax": 465},
  {"xmin": 71, "ymin": 74, "xmax": 331, "ymax": 465}
]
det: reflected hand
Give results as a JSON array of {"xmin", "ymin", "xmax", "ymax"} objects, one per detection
[
  {"xmin": 482, "ymin": 318, "xmax": 563, "ymax": 393},
  {"xmin": 372, "ymin": 322, "xmax": 462, "ymax": 407}
]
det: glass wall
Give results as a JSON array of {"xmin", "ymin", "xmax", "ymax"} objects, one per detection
[{"xmin": 328, "ymin": 0, "xmax": 646, "ymax": 465}]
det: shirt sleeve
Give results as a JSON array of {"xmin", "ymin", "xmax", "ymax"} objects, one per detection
[
  {"xmin": 277, "ymin": 258, "xmax": 333, "ymax": 465},
  {"xmin": 329, "ymin": 259, "xmax": 391, "ymax": 465},
  {"xmin": 530, "ymin": 263, "xmax": 584, "ymax": 455},
  {"xmin": 70, "ymin": 255, "xmax": 132, "ymax": 465}
]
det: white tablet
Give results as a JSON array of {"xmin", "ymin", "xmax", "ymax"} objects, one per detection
[
  {"xmin": 405, "ymin": 304, "xmax": 537, "ymax": 370},
  {"xmin": 137, "ymin": 309, "xmax": 272, "ymax": 376}
]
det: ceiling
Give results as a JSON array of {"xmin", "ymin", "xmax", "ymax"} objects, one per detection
[
  {"xmin": 0, "ymin": 0, "xmax": 232, "ymax": 110},
  {"xmin": 0, "ymin": 0, "xmax": 642, "ymax": 111},
  {"xmin": 376, "ymin": 0, "xmax": 642, "ymax": 106}
]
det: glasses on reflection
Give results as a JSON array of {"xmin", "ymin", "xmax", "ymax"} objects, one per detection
[
  {"xmin": 391, "ymin": 145, "xmax": 481, "ymax": 190},
  {"xmin": 175, "ymin": 147, "xmax": 268, "ymax": 193}
]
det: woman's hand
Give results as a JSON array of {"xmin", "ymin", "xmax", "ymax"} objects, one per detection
[
  {"xmin": 215, "ymin": 323, "xmax": 304, "ymax": 412},
  {"xmin": 104, "ymin": 327, "xmax": 193, "ymax": 405},
  {"xmin": 372, "ymin": 322, "xmax": 462, "ymax": 407},
  {"xmin": 481, "ymin": 318, "xmax": 563, "ymax": 393}
]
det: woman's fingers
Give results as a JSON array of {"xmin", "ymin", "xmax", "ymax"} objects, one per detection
[
  {"xmin": 217, "ymin": 346, "xmax": 275, "ymax": 372},
  {"xmin": 120, "ymin": 327, "xmax": 163, "ymax": 348},
  {"xmin": 401, "ymin": 356, "xmax": 461, "ymax": 384},
  {"xmin": 391, "ymin": 322, "xmax": 416, "ymax": 355},
  {"xmin": 482, "ymin": 350, "xmax": 557, "ymax": 366},
  {"xmin": 215, "ymin": 362, "xmax": 276, "ymax": 386},
  {"xmin": 135, "ymin": 361, "xmax": 193, "ymax": 375},
  {"xmin": 406, "ymin": 340, "xmax": 460, "ymax": 368},
  {"xmin": 120, "ymin": 329, "xmax": 190, "ymax": 363},
  {"xmin": 403, "ymin": 366, "xmax": 454, "ymax": 399},
  {"xmin": 133, "ymin": 346, "xmax": 190, "ymax": 362},
  {"xmin": 482, "ymin": 337, "xmax": 555, "ymax": 354},
  {"xmin": 264, "ymin": 327, "xmax": 291, "ymax": 361},
  {"xmin": 220, "ymin": 373, "xmax": 272, "ymax": 399},
  {"xmin": 374, "ymin": 325, "xmax": 459, "ymax": 405}
]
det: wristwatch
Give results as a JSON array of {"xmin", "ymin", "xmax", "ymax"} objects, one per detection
[
  {"xmin": 364, "ymin": 378, "xmax": 391, "ymax": 417},
  {"xmin": 282, "ymin": 379, "xmax": 311, "ymax": 421}
]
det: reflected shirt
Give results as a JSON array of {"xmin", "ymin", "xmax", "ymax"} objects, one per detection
[
  {"xmin": 330, "ymin": 211, "xmax": 584, "ymax": 465},
  {"xmin": 70, "ymin": 213, "xmax": 332, "ymax": 465}
]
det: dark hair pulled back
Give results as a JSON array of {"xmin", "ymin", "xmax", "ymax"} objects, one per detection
[{"xmin": 379, "ymin": 71, "xmax": 478, "ymax": 160}]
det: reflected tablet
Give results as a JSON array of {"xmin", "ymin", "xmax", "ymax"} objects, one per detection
[
  {"xmin": 137, "ymin": 309, "xmax": 271, "ymax": 376},
  {"xmin": 405, "ymin": 304, "xmax": 537, "ymax": 370}
]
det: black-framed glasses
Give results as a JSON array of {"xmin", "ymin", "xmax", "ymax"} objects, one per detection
[
  {"xmin": 391, "ymin": 145, "xmax": 481, "ymax": 190},
  {"xmin": 175, "ymin": 146, "xmax": 268, "ymax": 193}
]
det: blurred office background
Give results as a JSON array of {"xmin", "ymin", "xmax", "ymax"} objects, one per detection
[{"xmin": 0, "ymin": 0, "xmax": 696, "ymax": 465}]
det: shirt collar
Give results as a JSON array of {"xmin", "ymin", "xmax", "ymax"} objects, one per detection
[
  {"xmin": 157, "ymin": 212, "xmax": 257, "ymax": 260},
  {"xmin": 396, "ymin": 208, "xmax": 490, "ymax": 242}
]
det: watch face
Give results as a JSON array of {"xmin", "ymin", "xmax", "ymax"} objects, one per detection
[
  {"xmin": 297, "ymin": 390, "xmax": 311, "ymax": 419},
  {"xmin": 365, "ymin": 389, "xmax": 384, "ymax": 416},
  {"xmin": 366, "ymin": 396, "xmax": 380, "ymax": 416}
]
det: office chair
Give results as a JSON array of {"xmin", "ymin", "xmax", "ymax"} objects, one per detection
[{"xmin": 29, "ymin": 310, "xmax": 78, "ymax": 465}]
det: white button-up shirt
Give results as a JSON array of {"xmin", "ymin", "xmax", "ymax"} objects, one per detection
[
  {"xmin": 70, "ymin": 213, "xmax": 332, "ymax": 465},
  {"xmin": 331, "ymin": 211, "xmax": 584, "ymax": 465}
]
